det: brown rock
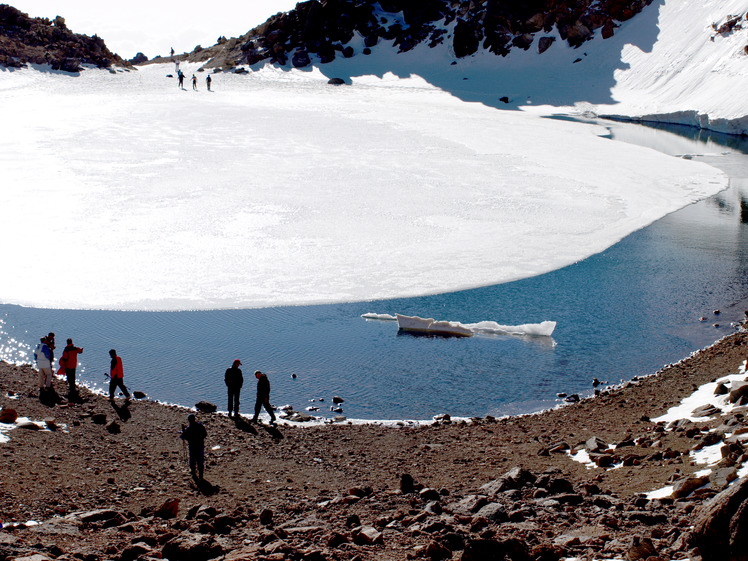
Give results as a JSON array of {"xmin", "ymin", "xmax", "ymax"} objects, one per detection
[
  {"xmin": 155, "ymin": 498, "xmax": 180, "ymax": 519},
  {"xmin": 0, "ymin": 408, "xmax": 18, "ymax": 423},
  {"xmin": 626, "ymin": 535, "xmax": 656, "ymax": 560},
  {"xmin": 690, "ymin": 476, "xmax": 748, "ymax": 561},
  {"xmin": 354, "ymin": 526, "xmax": 383, "ymax": 545}
]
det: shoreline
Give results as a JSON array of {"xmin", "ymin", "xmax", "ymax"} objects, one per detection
[{"xmin": 2, "ymin": 325, "xmax": 748, "ymax": 559}]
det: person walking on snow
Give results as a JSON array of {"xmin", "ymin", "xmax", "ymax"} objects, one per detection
[
  {"xmin": 225, "ymin": 359, "xmax": 243, "ymax": 417},
  {"xmin": 177, "ymin": 69, "xmax": 184, "ymax": 88},
  {"xmin": 252, "ymin": 370, "xmax": 276, "ymax": 425},
  {"xmin": 61, "ymin": 338, "xmax": 83, "ymax": 396},
  {"xmin": 108, "ymin": 349, "xmax": 130, "ymax": 401},
  {"xmin": 192, "ymin": 74, "xmax": 198, "ymax": 90},
  {"xmin": 206, "ymin": 74, "xmax": 212, "ymax": 91},
  {"xmin": 180, "ymin": 413, "xmax": 207, "ymax": 480},
  {"xmin": 34, "ymin": 336, "xmax": 53, "ymax": 397}
]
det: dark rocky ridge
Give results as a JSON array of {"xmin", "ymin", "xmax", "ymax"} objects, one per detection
[
  {"xmin": 164, "ymin": 0, "xmax": 653, "ymax": 70},
  {"xmin": 0, "ymin": 4, "xmax": 127, "ymax": 72}
]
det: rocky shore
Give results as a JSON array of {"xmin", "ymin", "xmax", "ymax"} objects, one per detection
[{"xmin": 2, "ymin": 327, "xmax": 748, "ymax": 561}]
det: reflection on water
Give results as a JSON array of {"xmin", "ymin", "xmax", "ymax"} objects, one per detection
[{"xmin": 2, "ymin": 120, "xmax": 748, "ymax": 420}]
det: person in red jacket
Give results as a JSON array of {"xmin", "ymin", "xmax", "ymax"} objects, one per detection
[
  {"xmin": 108, "ymin": 349, "xmax": 130, "ymax": 402},
  {"xmin": 61, "ymin": 338, "xmax": 83, "ymax": 396}
]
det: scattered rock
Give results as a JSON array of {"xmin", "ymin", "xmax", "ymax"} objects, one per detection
[{"xmin": 195, "ymin": 401, "xmax": 217, "ymax": 413}]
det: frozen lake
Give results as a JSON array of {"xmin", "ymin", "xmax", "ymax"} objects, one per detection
[{"xmin": 1, "ymin": 119, "xmax": 747, "ymax": 420}]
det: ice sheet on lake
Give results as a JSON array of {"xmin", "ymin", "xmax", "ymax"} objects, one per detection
[
  {"xmin": 365, "ymin": 312, "xmax": 556, "ymax": 338},
  {"xmin": 0, "ymin": 58, "xmax": 728, "ymax": 310}
]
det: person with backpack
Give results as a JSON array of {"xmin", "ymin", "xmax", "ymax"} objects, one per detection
[
  {"xmin": 61, "ymin": 338, "xmax": 83, "ymax": 396},
  {"xmin": 34, "ymin": 336, "xmax": 53, "ymax": 398},
  {"xmin": 225, "ymin": 359, "xmax": 243, "ymax": 417},
  {"xmin": 180, "ymin": 413, "xmax": 207, "ymax": 480}
]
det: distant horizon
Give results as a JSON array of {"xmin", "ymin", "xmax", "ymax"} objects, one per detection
[{"xmin": 8, "ymin": 0, "xmax": 299, "ymax": 60}]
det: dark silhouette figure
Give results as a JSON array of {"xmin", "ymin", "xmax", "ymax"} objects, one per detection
[
  {"xmin": 206, "ymin": 74, "xmax": 212, "ymax": 91},
  {"xmin": 180, "ymin": 414, "xmax": 207, "ymax": 480},
  {"xmin": 225, "ymin": 359, "xmax": 243, "ymax": 417},
  {"xmin": 177, "ymin": 70, "xmax": 184, "ymax": 88},
  {"xmin": 252, "ymin": 370, "xmax": 276, "ymax": 425},
  {"xmin": 192, "ymin": 74, "xmax": 198, "ymax": 91}
]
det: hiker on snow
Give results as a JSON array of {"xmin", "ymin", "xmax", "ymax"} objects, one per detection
[
  {"xmin": 225, "ymin": 359, "xmax": 243, "ymax": 417},
  {"xmin": 108, "ymin": 349, "xmax": 131, "ymax": 402},
  {"xmin": 252, "ymin": 370, "xmax": 276, "ymax": 425},
  {"xmin": 180, "ymin": 413, "xmax": 207, "ymax": 480}
]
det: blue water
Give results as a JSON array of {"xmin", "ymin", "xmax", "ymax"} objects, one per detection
[{"xmin": 2, "ymin": 121, "xmax": 748, "ymax": 420}]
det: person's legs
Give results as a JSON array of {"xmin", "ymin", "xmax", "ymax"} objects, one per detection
[
  {"xmin": 252, "ymin": 399, "xmax": 262, "ymax": 422},
  {"xmin": 196, "ymin": 448, "xmax": 204, "ymax": 479},
  {"xmin": 41, "ymin": 367, "xmax": 53, "ymax": 388},
  {"xmin": 263, "ymin": 399, "xmax": 276, "ymax": 423},
  {"xmin": 189, "ymin": 450, "xmax": 197, "ymax": 478},
  {"xmin": 227, "ymin": 387, "xmax": 233, "ymax": 416},
  {"xmin": 66, "ymin": 368, "xmax": 76, "ymax": 394}
]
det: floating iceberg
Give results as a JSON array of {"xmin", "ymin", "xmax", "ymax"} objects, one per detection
[
  {"xmin": 396, "ymin": 314, "xmax": 474, "ymax": 338},
  {"xmin": 364, "ymin": 313, "xmax": 557, "ymax": 339}
]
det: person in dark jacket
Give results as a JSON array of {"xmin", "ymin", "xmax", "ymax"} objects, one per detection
[
  {"xmin": 225, "ymin": 359, "xmax": 243, "ymax": 417},
  {"xmin": 180, "ymin": 413, "xmax": 207, "ymax": 480},
  {"xmin": 252, "ymin": 370, "xmax": 276, "ymax": 425}
]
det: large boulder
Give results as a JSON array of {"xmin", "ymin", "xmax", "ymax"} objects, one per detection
[{"xmin": 690, "ymin": 476, "xmax": 748, "ymax": 561}]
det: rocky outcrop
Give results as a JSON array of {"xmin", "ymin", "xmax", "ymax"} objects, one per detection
[
  {"xmin": 176, "ymin": 0, "xmax": 655, "ymax": 70},
  {"xmin": 689, "ymin": 477, "xmax": 748, "ymax": 561},
  {"xmin": 0, "ymin": 4, "xmax": 127, "ymax": 71}
]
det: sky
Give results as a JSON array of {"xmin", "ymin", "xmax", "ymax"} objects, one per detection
[{"xmin": 9, "ymin": 0, "xmax": 300, "ymax": 60}]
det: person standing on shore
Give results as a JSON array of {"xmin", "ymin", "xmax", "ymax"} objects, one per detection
[
  {"xmin": 61, "ymin": 338, "xmax": 83, "ymax": 396},
  {"xmin": 180, "ymin": 413, "xmax": 207, "ymax": 480},
  {"xmin": 108, "ymin": 349, "xmax": 130, "ymax": 402},
  {"xmin": 225, "ymin": 359, "xmax": 243, "ymax": 417},
  {"xmin": 252, "ymin": 370, "xmax": 276, "ymax": 425},
  {"xmin": 34, "ymin": 336, "xmax": 53, "ymax": 397}
]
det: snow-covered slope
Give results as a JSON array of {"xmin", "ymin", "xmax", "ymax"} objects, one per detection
[
  {"xmin": 0, "ymin": 61, "xmax": 727, "ymax": 310},
  {"xmin": 600, "ymin": 0, "xmax": 748, "ymax": 134}
]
